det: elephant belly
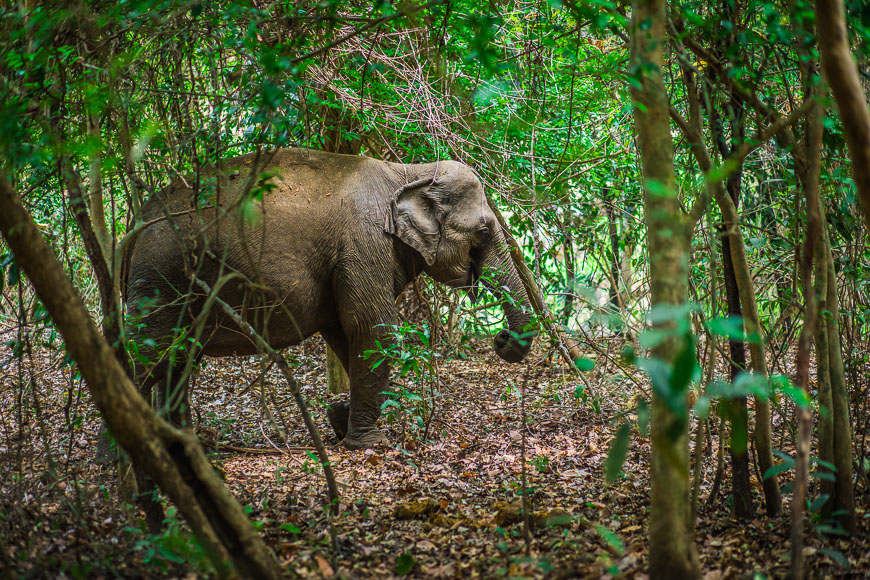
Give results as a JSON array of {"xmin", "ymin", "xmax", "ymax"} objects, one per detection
[{"xmin": 197, "ymin": 282, "xmax": 337, "ymax": 357}]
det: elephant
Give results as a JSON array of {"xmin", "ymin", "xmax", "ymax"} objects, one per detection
[{"xmin": 124, "ymin": 148, "xmax": 536, "ymax": 451}]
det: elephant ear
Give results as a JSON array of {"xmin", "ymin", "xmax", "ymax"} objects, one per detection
[{"xmin": 384, "ymin": 177, "xmax": 442, "ymax": 266}]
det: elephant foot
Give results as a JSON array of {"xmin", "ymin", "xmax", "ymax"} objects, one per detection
[
  {"xmin": 326, "ymin": 401, "xmax": 350, "ymax": 441},
  {"xmin": 343, "ymin": 429, "xmax": 389, "ymax": 450}
]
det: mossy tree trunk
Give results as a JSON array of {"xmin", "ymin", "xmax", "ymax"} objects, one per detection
[
  {"xmin": 813, "ymin": 202, "xmax": 857, "ymax": 534},
  {"xmin": 629, "ymin": 1, "xmax": 699, "ymax": 578},
  {"xmin": 814, "ymin": 0, "xmax": 859, "ymax": 534},
  {"xmin": 816, "ymin": 0, "xmax": 870, "ymax": 228},
  {"xmin": 0, "ymin": 177, "xmax": 281, "ymax": 580}
]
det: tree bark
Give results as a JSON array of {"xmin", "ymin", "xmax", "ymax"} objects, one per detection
[
  {"xmin": 815, "ymin": 0, "xmax": 870, "ymax": 230},
  {"xmin": 669, "ymin": 37, "xmax": 788, "ymax": 518},
  {"xmin": 604, "ymin": 190, "xmax": 624, "ymax": 310},
  {"xmin": 791, "ymin": 90, "xmax": 823, "ymax": 580},
  {"xmin": 713, "ymin": 87, "xmax": 753, "ymax": 520},
  {"xmin": 630, "ymin": 0, "xmax": 699, "ymax": 577},
  {"xmin": 61, "ymin": 159, "xmax": 127, "ymax": 368},
  {"xmin": 327, "ymin": 346, "xmax": 350, "ymax": 394},
  {"xmin": 717, "ymin": 186, "xmax": 782, "ymax": 516},
  {"xmin": 0, "ymin": 176, "xmax": 281, "ymax": 580},
  {"xmin": 815, "ymin": 201, "xmax": 857, "ymax": 534}
]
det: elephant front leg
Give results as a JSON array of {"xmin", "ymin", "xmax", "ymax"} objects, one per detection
[{"xmin": 344, "ymin": 332, "xmax": 391, "ymax": 450}]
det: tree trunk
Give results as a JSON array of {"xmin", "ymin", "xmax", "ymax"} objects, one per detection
[
  {"xmin": 562, "ymin": 223, "xmax": 576, "ymax": 322},
  {"xmin": 0, "ymin": 176, "xmax": 281, "ymax": 580},
  {"xmin": 715, "ymin": 91, "xmax": 753, "ymax": 520},
  {"xmin": 327, "ymin": 345, "xmax": 350, "ymax": 394},
  {"xmin": 815, "ymin": 0, "xmax": 870, "ymax": 230},
  {"xmin": 604, "ymin": 189, "xmax": 624, "ymax": 310},
  {"xmin": 712, "ymin": 184, "xmax": 782, "ymax": 516},
  {"xmin": 630, "ymin": 0, "xmax": 699, "ymax": 577},
  {"xmin": 791, "ymin": 88, "xmax": 823, "ymax": 580},
  {"xmin": 61, "ymin": 159, "xmax": 127, "ymax": 369},
  {"xmin": 815, "ymin": 201, "xmax": 857, "ymax": 534}
]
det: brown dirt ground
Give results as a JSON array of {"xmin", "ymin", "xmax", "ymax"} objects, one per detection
[{"xmin": 1, "ymin": 332, "xmax": 868, "ymax": 579}]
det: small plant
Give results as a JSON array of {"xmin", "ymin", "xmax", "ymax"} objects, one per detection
[
  {"xmin": 532, "ymin": 454, "xmax": 550, "ymax": 473},
  {"xmin": 128, "ymin": 507, "xmax": 211, "ymax": 575},
  {"xmin": 362, "ymin": 321, "xmax": 442, "ymax": 443}
]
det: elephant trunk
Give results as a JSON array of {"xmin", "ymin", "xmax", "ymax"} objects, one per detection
[{"xmin": 481, "ymin": 232, "xmax": 536, "ymax": 363}]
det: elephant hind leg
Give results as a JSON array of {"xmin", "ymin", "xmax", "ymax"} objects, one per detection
[
  {"xmin": 326, "ymin": 401, "xmax": 350, "ymax": 440},
  {"xmin": 321, "ymin": 326, "xmax": 351, "ymax": 441}
]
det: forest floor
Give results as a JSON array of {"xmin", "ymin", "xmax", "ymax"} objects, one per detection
[{"xmin": 1, "ymin": 333, "xmax": 869, "ymax": 579}]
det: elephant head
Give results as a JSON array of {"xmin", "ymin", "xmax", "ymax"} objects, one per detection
[{"xmin": 384, "ymin": 161, "xmax": 536, "ymax": 362}]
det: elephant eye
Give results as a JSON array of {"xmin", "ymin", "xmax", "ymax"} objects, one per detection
[{"xmin": 475, "ymin": 227, "xmax": 491, "ymax": 247}]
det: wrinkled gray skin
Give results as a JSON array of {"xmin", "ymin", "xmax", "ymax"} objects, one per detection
[{"xmin": 127, "ymin": 148, "xmax": 535, "ymax": 450}]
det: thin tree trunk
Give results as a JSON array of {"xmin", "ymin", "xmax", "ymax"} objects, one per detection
[
  {"xmin": 711, "ymin": 73, "xmax": 753, "ymax": 520},
  {"xmin": 327, "ymin": 346, "xmax": 350, "ymax": 394},
  {"xmin": 815, "ymin": 201, "xmax": 857, "ymax": 533},
  {"xmin": 487, "ymin": 198, "xmax": 584, "ymax": 369},
  {"xmin": 604, "ymin": 190, "xmax": 623, "ymax": 310},
  {"xmin": 87, "ymin": 111, "xmax": 112, "ymax": 261},
  {"xmin": 814, "ymin": 211, "xmax": 836, "ymax": 505},
  {"xmin": 824, "ymin": 248, "xmax": 856, "ymax": 534},
  {"xmin": 815, "ymin": 0, "xmax": 870, "ymax": 229},
  {"xmin": 720, "ymin": 178, "xmax": 752, "ymax": 520},
  {"xmin": 0, "ymin": 176, "xmax": 281, "ymax": 580},
  {"xmin": 630, "ymin": 0, "xmax": 699, "ymax": 577},
  {"xmin": 791, "ymin": 89, "xmax": 823, "ymax": 580},
  {"xmin": 714, "ymin": 185, "xmax": 782, "ymax": 516},
  {"xmin": 562, "ymin": 224, "xmax": 576, "ymax": 322}
]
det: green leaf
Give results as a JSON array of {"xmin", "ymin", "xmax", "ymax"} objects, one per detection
[
  {"xmin": 782, "ymin": 384, "xmax": 811, "ymax": 407},
  {"xmin": 693, "ymin": 395, "xmax": 711, "ymax": 420},
  {"xmin": 763, "ymin": 462, "xmax": 791, "ymax": 480},
  {"xmin": 705, "ymin": 158, "xmax": 739, "ymax": 184},
  {"xmin": 736, "ymin": 372, "xmax": 771, "ymax": 398},
  {"xmin": 812, "ymin": 471, "xmax": 836, "ymax": 482},
  {"xmin": 605, "ymin": 423, "xmax": 630, "ymax": 483},
  {"xmin": 647, "ymin": 303, "xmax": 694, "ymax": 327},
  {"xmin": 638, "ymin": 328, "xmax": 675, "ymax": 349},
  {"xmin": 764, "ymin": 453, "xmax": 793, "ymax": 480},
  {"xmin": 669, "ymin": 337, "xmax": 698, "ymax": 395},
  {"xmin": 637, "ymin": 357, "xmax": 670, "ymax": 401},
  {"xmin": 595, "ymin": 524, "xmax": 625, "ymax": 555},
  {"xmin": 395, "ymin": 552, "xmax": 415, "ymax": 576},
  {"xmin": 706, "ymin": 315, "xmax": 744, "ymax": 340},
  {"xmin": 811, "ymin": 457, "xmax": 837, "ymax": 471},
  {"xmin": 808, "ymin": 494, "xmax": 831, "ymax": 514},
  {"xmin": 636, "ymin": 398, "xmax": 650, "ymax": 436},
  {"xmin": 817, "ymin": 547, "xmax": 851, "ymax": 567},
  {"xmin": 7, "ymin": 259, "xmax": 19, "ymax": 287},
  {"xmin": 574, "ymin": 357, "xmax": 595, "ymax": 371}
]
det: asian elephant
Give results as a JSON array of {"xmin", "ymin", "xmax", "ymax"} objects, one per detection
[{"xmin": 125, "ymin": 148, "xmax": 536, "ymax": 450}]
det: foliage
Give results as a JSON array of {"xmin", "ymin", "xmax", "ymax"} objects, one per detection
[
  {"xmin": 2, "ymin": 0, "xmax": 870, "ymax": 577},
  {"xmin": 363, "ymin": 321, "xmax": 442, "ymax": 443}
]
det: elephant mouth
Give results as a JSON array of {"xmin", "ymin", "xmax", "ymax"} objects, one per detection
[{"xmin": 448, "ymin": 261, "xmax": 482, "ymax": 303}]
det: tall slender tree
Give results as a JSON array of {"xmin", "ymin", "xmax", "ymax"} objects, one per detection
[{"xmin": 629, "ymin": 0, "xmax": 699, "ymax": 577}]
